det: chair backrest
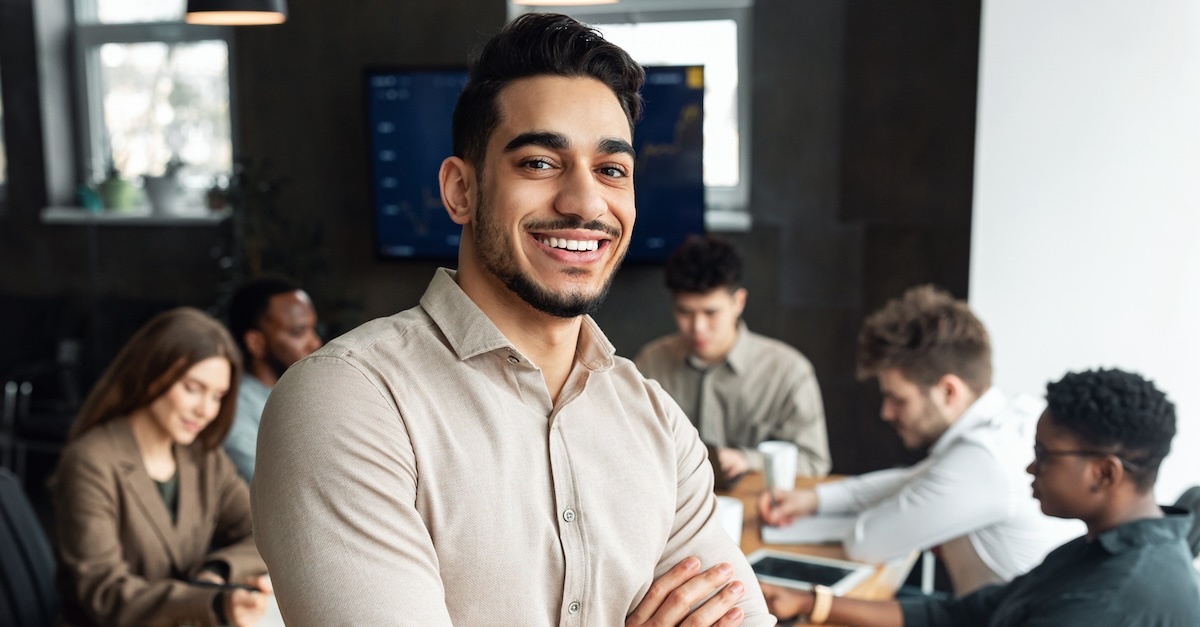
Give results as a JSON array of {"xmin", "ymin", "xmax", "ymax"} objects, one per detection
[
  {"xmin": 1173, "ymin": 485, "xmax": 1200, "ymax": 558},
  {"xmin": 0, "ymin": 468, "xmax": 59, "ymax": 626}
]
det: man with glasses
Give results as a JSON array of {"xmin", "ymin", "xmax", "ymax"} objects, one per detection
[{"xmin": 761, "ymin": 285, "xmax": 1079, "ymax": 596}]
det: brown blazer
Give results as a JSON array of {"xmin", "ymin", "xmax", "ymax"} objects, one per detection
[{"xmin": 52, "ymin": 417, "xmax": 266, "ymax": 626}]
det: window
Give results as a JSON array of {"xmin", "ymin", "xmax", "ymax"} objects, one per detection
[
  {"xmin": 509, "ymin": 0, "xmax": 753, "ymax": 230},
  {"xmin": 73, "ymin": 0, "xmax": 234, "ymax": 192}
]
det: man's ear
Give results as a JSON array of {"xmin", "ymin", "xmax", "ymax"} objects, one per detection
[
  {"xmin": 732, "ymin": 287, "xmax": 748, "ymax": 316},
  {"xmin": 439, "ymin": 156, "xmax": 475, "ymax": 225},
  {"xmin": 1092, "ymin": 455, "xmax": 1124, "ymax": 491},
  {"xmin": 244, "ymin": 329, "xmax": 266, "ymax": 360}
]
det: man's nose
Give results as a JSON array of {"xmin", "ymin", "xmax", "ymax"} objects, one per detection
[{"xmin": 555, "ymin": 164, "xmax": 607, "ymax": 223}]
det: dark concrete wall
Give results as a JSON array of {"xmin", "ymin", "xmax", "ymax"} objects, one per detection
[{"xmin": 0, "ymin": 0, "xmax": 980, "ymax": 475}]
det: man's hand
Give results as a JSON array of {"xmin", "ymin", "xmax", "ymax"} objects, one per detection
[
  {"xmin": 717, "ymin": 448, "xmax": 749, "ymax": 481},
  {"xmin": 224, "ymin": 575, "xmax": 273, "ymax": 627},
  {"xmin": 758, "ymin": 583, "xmax": 811, "ymax": 622},
  {"xmin": 627, "ymin": 557, "xmax": 746, "ymax": 627},
  {"xmin": 757, "ymin": 487, "xmax": 818, "ymax": 527}
]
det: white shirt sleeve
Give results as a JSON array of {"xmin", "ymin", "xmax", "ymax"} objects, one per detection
[
  {"xmin": 834, "ymin": 442, "xmax": 1013, "ymax": 563},
  {"xmin": 815, "ymin": 465, "xmax": 916, "ymax": 514}
]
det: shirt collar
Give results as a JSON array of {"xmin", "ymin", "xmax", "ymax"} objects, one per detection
[
  {"xmin": 419, "ymin": 268, "xmax": 615, "ymax": 372},
  {"xmin": 1095, "ymin": 508, "xmax": 1194, "ymax": 555},
  {"xmin": 239, "ymin": 373, "xmax": 272, "ymax": 396},
  {"xmin": 930, "ymin": 387, "xmax": 1007, "ymax": 455}
]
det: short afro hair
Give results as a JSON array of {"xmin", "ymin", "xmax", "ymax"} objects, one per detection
[
  {"xmin": 664, "ymin": 235, "xmax": 743, "ymax": 294},
  {"xmin": 1045, "ymin": 368, "xmax": 1176, "ymax": 492},
  {"xmin": 228, "ymin": 276, "xmax": 302, "ymax": 359}
]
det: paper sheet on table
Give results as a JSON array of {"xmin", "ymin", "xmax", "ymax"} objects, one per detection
[{"xmin": 760, "ymin": 514, "xmax": 856, "ymax": 545}]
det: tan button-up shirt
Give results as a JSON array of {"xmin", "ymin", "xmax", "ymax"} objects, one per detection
[
  {"xmin": 635, "ymin": 323, "xmax": 830, "ymax": 476},
  {"xmin": 252, "ymin": 269, "xmax": 773, "ymax": 626}
]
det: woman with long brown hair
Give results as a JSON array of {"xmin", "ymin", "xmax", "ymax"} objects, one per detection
[{"xmin": 52, "ymin": 307, "xmax": 271, "ymax": 626}]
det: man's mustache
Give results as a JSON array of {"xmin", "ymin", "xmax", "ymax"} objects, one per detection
[{"xmin": 524, "ymin": 218, "xmax": 621, "ymax": 240}]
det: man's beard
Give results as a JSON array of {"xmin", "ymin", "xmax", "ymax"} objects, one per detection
[
  {"xmin": 264, "ymin": 351, "xmax": 292, "ymax": 381},
  {"xmin": 473, "ymin": 191, "xmax": 625, "ymax": 319}
]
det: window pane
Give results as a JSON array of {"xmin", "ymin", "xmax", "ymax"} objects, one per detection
[
  {"xmin": 594, "ymin": 20, "xmax": 740, "ymax": 188},
  {"xmin": 87, "ymin": 0, "xmax": 186, "ymax": 24},
  {"xmin": 98, "ymin": 40, "xmax": 231, "ymax": 186}
]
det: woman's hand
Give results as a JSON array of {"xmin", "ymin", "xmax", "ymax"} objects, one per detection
[{"xmin": 224, "ymin": 575, "xmax": 273, "ymax": 627}]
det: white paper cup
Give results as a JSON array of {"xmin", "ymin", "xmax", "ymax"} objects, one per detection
[
  {"xmin": 715, "ymin": 496, "xmax": 744, "ymax": 545},
  {"xmin": 758, "ymin": 440, "xmax": 799, "ymax": 491}
]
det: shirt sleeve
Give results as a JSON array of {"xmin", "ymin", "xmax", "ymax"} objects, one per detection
[
  {"xmin": 646, "ymin": 382, "xmax": 777, "ymax": 627},
  {"xmin": 836, "ymin": 442, "xmax": 1013, "ymax": 563},
  {"xmin": 742, "ymin": 359, "xmax": 830, "ymax": 476},
  {"xmin": 900, "ymin": 583, "xmax": 1008, "ymax": 626},
  {"xmin": 53, "ymin": 446, "xmax": 222, "ymax": 626},
  {"xmin": 251, "ymin": 355, "xmax": 454, "ymax": 626},
  {"xmin": 815, "ymin": 466, "xmax": 915, "ymax": 514},
  {"xmin": 199, "ymin": 449, "xmax": 265, "ymax": 582}
]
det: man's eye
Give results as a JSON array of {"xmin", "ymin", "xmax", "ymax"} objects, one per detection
[
  {"xmin": 598, "ymin": 165, "xmax": 627, "ymax": 178},
  {"xmin": 522, "ymin": 158, "xmax": 553, "ymax": 170}
]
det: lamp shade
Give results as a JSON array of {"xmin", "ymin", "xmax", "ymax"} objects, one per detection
[{"xmin": 186, "ymin": 0, "xmax": 287, "ymax": 25}]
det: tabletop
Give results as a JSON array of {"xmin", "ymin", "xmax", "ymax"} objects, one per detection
[{"xmin": 717, "ymin": 472, "xmax": 916, "ymax": 604}]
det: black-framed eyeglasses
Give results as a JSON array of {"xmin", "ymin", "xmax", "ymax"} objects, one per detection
[{"xmin": 1032, "ymin": 443, "xmax": 1142, "ymax": 471}]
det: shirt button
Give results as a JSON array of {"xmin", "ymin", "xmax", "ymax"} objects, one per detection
[
  {"xmin": 563, "ymin": 509, "xmax": 576, "ymax": 523},
  {"xmin": 507, "ymin": 355, "xmax": 519, "ymax": 364},
  {"xmin": 568, "ymin": 601, "xmax": 581, "ymax": 614}
]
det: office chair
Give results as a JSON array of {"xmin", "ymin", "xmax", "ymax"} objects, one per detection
[
  {"xmin": 0, "ymin": 467, "xmax": 59, "ymax": 626},
  {"xmin": 1174, "ymin": 486, "xmax": 1200, "ymax": 558}
]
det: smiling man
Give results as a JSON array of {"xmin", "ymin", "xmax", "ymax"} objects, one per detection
[
  {"xmin": 636, "ymin": 235, "xmax": 830, "ymax": 482},
  {"xmin": 760, "ymin": 285, "xmax": 1079, "ymax": 597},
  {"xmin": 251, "ymin": 13, "xmax": 771, "ymax": 627}
]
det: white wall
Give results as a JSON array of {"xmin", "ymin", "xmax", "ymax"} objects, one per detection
[{"xmin": 971, "ymin": 0, "xmax": 1200, "ymax": 501}]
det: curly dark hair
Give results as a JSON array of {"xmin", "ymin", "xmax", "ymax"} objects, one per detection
[
  {"xmin": 1045, "ymin": 368, "xmax": 1176, "ymax": 491},
  {"xmin": 857, "ymin": 285, "xmax": 991, "ymax": 394},
  {"xmin": 452, "ymin": 12, "xmax": 645, "ymax": 168},
  {"xmin": 664, "ymin": 235, "xmax": 743, "ymax": 294}
]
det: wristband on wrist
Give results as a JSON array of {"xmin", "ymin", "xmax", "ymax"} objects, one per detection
[{"xmin": 808, "ymin": 584, "xmax": 834, "ymax": 624}]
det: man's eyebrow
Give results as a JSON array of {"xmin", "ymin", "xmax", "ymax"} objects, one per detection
[
  {"xmin": 599, "ymin": 137, "xmax": 635, "ymax": 158},
  {"xmin": 504, "ymin": 131, "xmax": 568, "ymax": 153}
]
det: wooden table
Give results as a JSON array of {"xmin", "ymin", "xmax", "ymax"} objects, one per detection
[{"xmin": 717, "ymin": 472, "xmax": 915, "ymax": 604}]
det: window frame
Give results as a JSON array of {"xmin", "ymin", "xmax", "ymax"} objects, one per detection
[
  {"xmin": 72, "ymin": 17, "xmax": 237, "ymax": 185},
  {"xmin": 509, "ymin": 0, "xmax": 753, "ymax": 230}
]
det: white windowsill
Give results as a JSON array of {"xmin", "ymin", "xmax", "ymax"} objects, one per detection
[{"xmin": 41, "ymin": 206, "xmax": 230, "ymax": 226}]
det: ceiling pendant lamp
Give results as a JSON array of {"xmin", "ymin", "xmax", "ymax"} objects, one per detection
[{"xmin": 185, "ymin": 0, "xmax": 288, "ymax": 26}]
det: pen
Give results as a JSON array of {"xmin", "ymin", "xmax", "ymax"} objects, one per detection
[{"xmin": 189, "ymin": 579, "xmax": 262, "ymax": 593}]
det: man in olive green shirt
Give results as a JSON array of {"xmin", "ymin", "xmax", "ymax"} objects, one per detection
[{"xmin": 636, "ymin": 236, "xmax": 830, "ymax": 481}]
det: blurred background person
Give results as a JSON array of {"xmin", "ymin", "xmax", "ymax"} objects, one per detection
[
  {"xmin": 761, "ymin": 286, "xmax": 1078, "ymax": 596},
  {"xmin": 52, "ymin": 307, "xmax": 271, "ymax": 627},
  {"xmin": 637, "ymin": 235, "xmax": 830, "ymax": 482},
  {"xmin": 225, "ymin": 277, "xmax": 322, "ymax": 482}
]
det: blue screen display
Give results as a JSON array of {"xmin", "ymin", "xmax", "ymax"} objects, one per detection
[{"xmin": 366, "ymin": 66, "xmax": 705, "ymax": 262}]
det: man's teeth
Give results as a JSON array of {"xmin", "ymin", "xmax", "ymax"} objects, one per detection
[{"xmin": 540, "ymin": 237, "xmax": 599, "ymax": 251}]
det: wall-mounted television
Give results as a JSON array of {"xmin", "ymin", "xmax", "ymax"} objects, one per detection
[{"xmin": 365, "ymin": 65, "xmax": 705, "ymax": 262}]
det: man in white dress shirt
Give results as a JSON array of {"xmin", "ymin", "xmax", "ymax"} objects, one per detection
[{"xmin": 760, "ymin": 285, "xmax": 1080, "ymax": 596}]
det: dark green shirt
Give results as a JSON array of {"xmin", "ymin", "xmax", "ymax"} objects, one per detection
[
  {"xmin": 901, "ymin": 509, "xmax": 1200, "ymax": 627},
  {"xmin": 153, "ymin": 471, "xmax": 179, "ymax": 524}
]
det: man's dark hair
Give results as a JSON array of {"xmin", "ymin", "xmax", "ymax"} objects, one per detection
[
  {"xmin": 1045, "ymin": 368, "xmax": 1176, "ymax": 492},
  {"xmin": 451, "ymin": 12, "xmax": 645, "ymax": 168},
  {"xmin": 229, "ymin": 276, "xmax": 301, "ymax": 358},
  {"xmin": 664, "ymin": 235, "xmax": 743, "ymax": 294},
  {"xmin": 857, "ymin": 285, "xmax": 992, "ymax": 395}
]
